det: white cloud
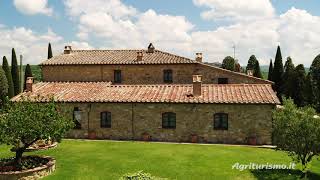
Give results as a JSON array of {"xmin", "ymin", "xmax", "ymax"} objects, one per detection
[
  {"xmin": 13, "ymin": 0, "xmax": 53, "ymax": 16},
  {"xmin": 0, "ymin": 25, "xmax": 92, "ymax": 64},
  {"xmin": 193, "ymin": 0, "xmax": 275, "ymax": 21}
]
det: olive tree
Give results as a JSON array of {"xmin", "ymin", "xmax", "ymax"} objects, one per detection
[
  {"xmin": 273, "ymin": 98, "xmax": 320, "ymax": 174},
  {"xmin": 0, "ymin": 95, "xmax": 74, "ymax": 166}
]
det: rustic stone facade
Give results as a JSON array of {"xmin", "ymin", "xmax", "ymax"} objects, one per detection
[
  {"xmin": 63, "ymin": 103, "xmax": 274, "ymax": 145},
  {"xmin": 42, "ymin": 64, "xmax": 271, "ymax": 84}
]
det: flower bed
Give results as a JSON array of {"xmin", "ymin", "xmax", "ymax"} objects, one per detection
[{"xmin": 0, "ymin": 156, "xmax": 55, "ymax": 180}]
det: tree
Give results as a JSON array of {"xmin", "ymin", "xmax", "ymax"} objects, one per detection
[
  {"xmin": 309, "ymin": 54, "xmax": 320, "ymax": 112},
  {"xmin": 2, "ymin": 56, "xmax": 14, "ymax": 98},
  {"xmin": 268, "ymin": 59, "xmax": 273, "ymax": 81},
  {"xmin": 234, "ymin": 62, "xmax": 241, "ymax": 72},
  {"xmin": 48, "ymin": 43, "xmax": 53, "ymax": 59},
  {"xmin": 304, "ymin": 73, "xmax": 315, "ymax": 107},
  {"xmin": 272, "ymin": 46, "xmax": 284, "ymax": 98},
  {"xmin": 253, "ymin": 60, "xmax": 263, "ymax": 78},
  {"xmin": 221, "ymin": 56, "xmax": 235, "ymax": 71},
  {"xmin": 11, "ymin": 48, "xmax": 20, "ymax": 95},
  {"xmin": 281, "ymin": 57, "xmax": 295, "ymax": 98},
  {"xmin": 0, "ymin": 95, "xmax": 74, "ymax": 166},
  {"xmin": 292, "ymin": 64, "xmax": 306, "ymax": 107},
  {"xmin": 0, "ymin": 67, "xmax": 8, "ymax": 106},
  {"xmin": 23, "ymin": 64, "xmax": 33, "ymax": 90},
  {"xmin": 246, "ymin": 55, "xmax": 257, "ymax": 72},
  {"xmin": 273, "ymin": 98, "xmax": 320, "ymax": 176}
]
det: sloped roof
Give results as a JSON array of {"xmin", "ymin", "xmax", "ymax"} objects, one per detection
[
  {"xmin": 40, "ymin": 50, "xmax": 197, "ymax": 65},
  {"xmin": 12, "ymin": 82, "xmax": 280, "ymax": 104}
]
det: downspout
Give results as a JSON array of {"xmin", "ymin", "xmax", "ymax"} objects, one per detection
[
  {"xmin": 131, "ymin": 103, "xmax": 135, "ymax": 140},
  {"xmin": 87, "ymin": 103, "xmax": 92, "ymax": 137}
]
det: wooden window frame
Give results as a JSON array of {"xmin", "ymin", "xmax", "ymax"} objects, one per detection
[
  {"xmin": 214, "ymin": 113, "xmax": 228, "ymax": 130},
  {"xmin": 101, "ymin": 111, "xmax": 112, "ymax": 128},
  {"xmin": 73, "ymin": 107, "xmax": 82, "ymax": 129},
  {"xmin": 162, "ymin": 112, "xmax": 176, "ymax": 129},
  {"xmin": 163, "ymin": 69, "xmax": 173, "ymax": 83},
  {"xmin": 114, "ymin": 70, "xmax": 122, "ymax": 83}
]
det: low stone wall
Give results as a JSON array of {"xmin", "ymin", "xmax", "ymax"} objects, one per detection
[{"xmin": 0, "ymin": 156, "xmax": 55, "ymax": 180}]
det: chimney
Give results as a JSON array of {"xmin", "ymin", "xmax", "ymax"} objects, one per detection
[
  {"xmin": 64, "ymin": 46, "xmax": 72, "ymax": 54},
  {"xmin": 247, "ymin": 70, "xmax": 253, "ymax": 76},
  {"xmin": 26, "ymin": 77, "xmax": 34, "ymax": 92},
  {"xmin": 192, "ymin": 75, "xmax": 202, "ymax": 97},
  {"xmin": 196, "ymin": 53, "xmax": 202, "ymax": 62},
  {"xmin": 147, "ymin": 43, "xmax": 155, "ymax": 53},
  {"xmin": 137, "ymin": 51, "xmax": 143, "ymax": 61}
]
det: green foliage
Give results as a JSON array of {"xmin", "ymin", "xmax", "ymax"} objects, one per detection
[
  {"xmin": 292, "ymin": 64, "xmax": 306, "ymax": 107},
  {"xmin": 11, "ymin": 48, "xmax": 20, "ymax": 96},
  {"xmin": 281, "ymin": 57, "xmax": 295, "ymax": 98},
  {"xmin": 23, "ymin": 64, "xmax": 33, "ymax": 90},
  {"xmin": 0, "ymin": 67, "xmax": 8, "ymax": 107},
  {"xmin": 2, "ymin": 56, "xmax": 14, "ymax": 98},
  {"xmin": 246, "ymin": 55, "xmax": 257, "ymax": 72},
  {"xmin": 273, "ymin": 98, "xmax": 320, "ymax": 173},
  {"xmin": 120, "ymin": 171, "xmax": 166, "ymax": 180},
  {"xmin": 272, "ymin": 46, "xmax": 284, "ymax": 98},
  {"xmin": 0, "ymin": 95, "xmax": 74, "ymax": 165},
  {"xmin": 268, "ymin": 59, "xmax": 273, "ymax": 81},
  {"xmin": 253, "ymin": 60, "xmax": 262, "ymax": 78},
  {"xmin": 48, "ymin": 43, "xmax": 53, "ymax": 59},
  {"xmin": 309, "ymin": 54, "xmax": 320, "ymax": 112},
  {"xmin": 305, "ymin": 73, "xmax": 315, "ymax": 107},
  {"xmin": 221, "ymin": 56, "xmax": 235, "ymax": 71}
]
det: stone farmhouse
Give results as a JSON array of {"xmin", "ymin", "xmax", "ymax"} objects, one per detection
[{"xmin": 12, "ymin": 43, "xmax": 280, "ymax": 145}]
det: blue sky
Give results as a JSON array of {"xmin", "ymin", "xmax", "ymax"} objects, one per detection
[{"xmin": 0, "ymin": 0, "xmax": 320, "ymax": 66}]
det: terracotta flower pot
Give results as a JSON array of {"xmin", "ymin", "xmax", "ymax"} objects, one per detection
[
  {"xmin": 248, "ymin": 137, "xmax": 257, "ymax": 145},
  {"xmin": 88, "ymin": 132, "xmax": 96, "ymax": 139},
  {"xmin": 191, "ymin": 134, "xmax": 198, "ymax": 143},
  {"xmin": 142, "ymin": 133, "xmax": 150, "ymax": 141}
]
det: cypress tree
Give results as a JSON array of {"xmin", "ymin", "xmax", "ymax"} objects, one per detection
[
  {"xmin": 309, "ymin": 54, "xmax": 320, "ymax": 112},
  {"xmin": 23, "ymin": 64, "xmax": 33, "ymax": 90},
  {"xmin": 272, "ymin": 46, "xmax": 284, "ymax": 98},
  {"xmin": 281, "ymin": 57, "xmax": 295, "ymax": 98},
  {"xmin": 221, "ymin": 56, "xmax": 235, "ymax": 71},
  {"xmin": 48, "ymin": 43, "xmax": 53, "ymax": 59},
  {"xmin": 292, "ymin": 64, "xmax": 306, "ymax": 107},
  {"xmin": 0, "ymin": 67, "xmax": 8, "ymax": 106},
  {"xmin": 253, "ymin": 60, "xmax": 263, "ymax": 78},
  {"xmin": 304, "ymin": 73, "xmax": 315, "ymax": 107},
  {"xmin": 11, "ymin": 48, "xmax": 20, "ymax": 95},
  {"xmin": 246, "ymin": 55, "xmax": 257, "ymax": 72},
  {"xmin": 268, "ymin": 59, "xmax": 273, "ymax": 81},
  {"xmin": 2, "ymin": 56, "xmax": 14, "ymax": 98}
]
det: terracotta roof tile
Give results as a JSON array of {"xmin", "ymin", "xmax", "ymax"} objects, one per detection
[
  {"xmin": 40, "ymin": 50, "xmax": 197, "ymax": 65},
  {"xmin": 12, "ymin": 82, "xmax": 280, "ymax": 104}
]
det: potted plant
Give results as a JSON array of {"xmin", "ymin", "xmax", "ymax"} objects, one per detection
[
  {"xmin": 88, "ymin": 130, "xmax": 96, "ymax": 139},
  {"xmin": 191, "ymin": 134, "xmax": 198, "ymax": 143},
  {"xmin": 142, "ymin": 132, "xmax": 150, "ymax": 141},
  {"xmin": 247, "ymin": 130, "xmax": 257, "ymax": 145}
]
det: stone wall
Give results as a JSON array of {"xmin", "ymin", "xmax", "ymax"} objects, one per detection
[
  {"xmin": 42, "ymin": 64, "xmax": 271, "ymax": 84},
  {"xmin": 64, "ymin": 102, "xmax": 274, "ymax": 145}
]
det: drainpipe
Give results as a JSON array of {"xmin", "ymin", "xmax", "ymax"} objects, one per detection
[
  {"xmin": 131, "ymin": 103, "xmax": 135, "ymax": 140},
  {"xmin": 87, "ymin": 104, "xmax": 92, "ymax": 137}
]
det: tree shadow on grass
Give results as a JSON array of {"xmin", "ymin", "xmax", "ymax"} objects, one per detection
[{"xmin": 251, "ymin": 169, "xmax": 320, "ymax": 180}]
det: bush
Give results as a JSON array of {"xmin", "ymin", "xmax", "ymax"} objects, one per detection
[{"xmin": 120, "ymin": 171, "xmax": 166, "ymax": 180}]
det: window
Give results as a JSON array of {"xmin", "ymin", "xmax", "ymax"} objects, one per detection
[
  {"xmin": 101, "ymin": 112, "xmax": 111, "ymax": 128},
  {"xmin": 73, "ymin": 107, "xmax": 81, "ymax": 129},
  {"xmin": 214, "ymin": 113, "xmax": 228, "ymax": 130},
  {"xmin": 114, "ymin": 70, "xmax": 122, "ymax": 83},
  {"xmin": 218, "ymin": 78, "xmax": 228, "ymax": 84},
  {"xmin": 162, "ymin": 112, "xmax": 176, "ymax": 129},
  {"xmin": 163, "ymin": 69, "xmax": 173, "ymax": 83}
]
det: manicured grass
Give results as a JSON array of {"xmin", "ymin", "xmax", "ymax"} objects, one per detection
[{"xmin": 0, "ymin": 140, "xmax": 319, "ymax": 179}]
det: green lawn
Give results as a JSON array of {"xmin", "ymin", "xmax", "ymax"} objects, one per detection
[{"xmin": 0, "ymin": 140, "xmax": 319, "ymax": 180}]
